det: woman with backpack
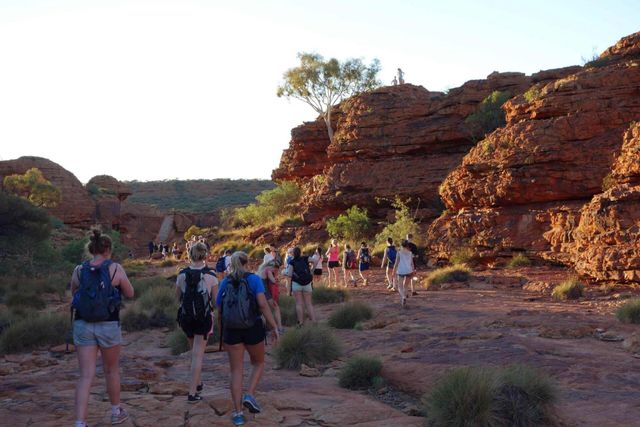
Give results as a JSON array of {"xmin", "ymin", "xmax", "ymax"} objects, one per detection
[
  {"xmin": 357, "ymin": 242, "xmax": 371, "ymax": 286},
  {"xmin": 309, "ymin": 246, "xmax": 324, "ymax": 287},
  {"xmin": 288, "ymin": 246, "xmax": 317, "ymax": 325},
  {"xmin": 392, "ymin": 240, "xmax": 416, "ymax": 308},
  {"xmin": 381, "ymin": 237, "xmax": 397, "ymax": 291},
  {"xmin": 257, "ymin": 258, "xmax": 284, "ymax": 335},
  {"xmin": 217, "ymin": 251, "xmax": 279, "ymax": 426},
  {"xmin": 70, "ymin": 229, "xmax": 134, "ymax": 427},
  {"xmin": 175, "ymin": 242, "xmax": 219, "ymax": 403},
  {"xmin": 325, "ymin": 239, "xmax": 340, "ymax": 288},
  {"xmin": 342, "ymin": 244, "xmax": 358, "ymax": 287}
]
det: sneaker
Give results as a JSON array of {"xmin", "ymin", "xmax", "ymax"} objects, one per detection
[
  {"xmin": 242, "ymin": 393, "xmax": 262, "ymax": 413},
  {"xmin": 231, "ymin": 411, "xmax": 246, "ymax": 426},
  {"xmin": 412, "ymin": 291, "xmax": 418, "ymax": 296},
  {"xmin": 111, "ymin": 407, "xmax": 129, "ymax": 425},
  {"xmin": 188, "ymin": 394, "xmax": 203, "ymax": 403},
  {"xmin": 196, "ymin": 382, "xmax": 204, "ymax": 393}
]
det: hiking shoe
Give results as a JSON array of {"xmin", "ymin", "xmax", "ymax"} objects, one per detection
[
  {"xmin": 412, "ymin": 291, "xmax": 418, "ymax": 296},
  {"xmin": 188, "ymin": 394, "xmax": 202, "ymax": 403},
  {"xmin": 111, "ymin": 407, "xmax": 129, "ymax": 425},
  {"xmin": 196, "ymin": 382, "xmax": 204, "ymax": 393},
  {"xmin": 242, "ymin": 393, "xmax": 262, "ymax": 413},
  {"xmin": 231, "ymin": 411, "xmax": 246, "ymax": 426}
]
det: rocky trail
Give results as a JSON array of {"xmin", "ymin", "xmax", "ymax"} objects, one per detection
[{"xmin": 2, "ymin": 266, "xmax": 640, "ymax": 426}]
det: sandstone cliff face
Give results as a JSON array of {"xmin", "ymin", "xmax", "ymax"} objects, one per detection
[
  {"xmin": 0, "ymin": 156, "xmax": 95, "ymax": 227},
  {"xmin": 274, "ymin": 69, "xmax": 579, "ymax": 228},
  {"xmin": 426, "ymin": 32, "xmax": 640, "ymax": 267}
]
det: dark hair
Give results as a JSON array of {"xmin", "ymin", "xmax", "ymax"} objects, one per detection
[
  {"xmin": 293, "ymin": 247, "xmax": 301, "ymax": 258},
  {"xmin": 387, "ymin": 237, "xmax": 393, "ymax": 245},
  {"xmin": 345, "ymin": 244, "xmax": 351, "ymax": 250},
  {"xmin": 224, "ymin": 249, "xmax": 232, "ymax": 255},
  {"xmin": 401, "ymin": 240, "xmax": 410, "ymax": 248},
  {"xmin": 361, "ymin": 241, "xmax": 367, "ymax": 247},
  {"xmin": 87, "ymin": 228, "xmax": 112, "ymax": 255},
  {"xmin": 316, "ymin": 246, "xmax": 323, "ymax": 255}
]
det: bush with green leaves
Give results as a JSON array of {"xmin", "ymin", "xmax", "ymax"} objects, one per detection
[
  {"xmin": 424, "ymin": 265, "xmax": 471, "ymax": 288},
  {"xmin": 313, "ymin": 286, "xmax": 348, "ymax": 304},
  {"xmin": 0, "ymin": 312, "xmax": 69, "ymax": 354},
  {"xmin": 278, "ymin": 295, "xmax": 298, "ymax": 327},
  {"xmin": 234, "ymin": 182, "xmax": 302, "ymax": 226},
  {"xmin": 5, "ymin": 292, "xmax": 46, "ymax": 310},
  {"xmin": 132, "ymin": 276, "xmax": 172, "ymax": 297},
  {"xmin": 507, "ymin": 254, "xmax": 532, "ymax": 269},
  {"xmin": 449, "ymin": 247, "xmax": 479, "ymax": 266},
  {"xmin": 167, "ymin": 328, "xmax": 190, "ymax": 355},
  {"xmin": 551, "ymin": 279, "xmax": 584, "ymax": 301},
  {"xmin": 326, "ymin": 205, "xmax": 371, "ymax": 243},
  {"xmin": 328, "ymin": 301, "xmax": 373, "ymax": 329},
  {"xmin": 274, "ymin": 324, "xmax": 342, "ymax": 369},
  {"xmin": 465, "ymin": 91, "xmax": 511, "ymax": 141},
  {"xmin": 338, "ymin": 356, "xmax": 383, "ymax": 390},
  {"xmin": 422, "ymin": 365, "xmax": 556, "ymax": 427},
  {"xmin": 374, "ymin": 198, "xmax": 420, "ymax": 249},
  {"xmin": 616, "ymin": 299, "xmax": 640, "ymax": 324}
]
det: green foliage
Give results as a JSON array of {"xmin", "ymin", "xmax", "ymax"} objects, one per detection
[
  {"xmin": 422, "ymin": 365, "xmax": 557, "ymax": 427},
  {"xmin": 523, "ymin": 86, "xmax": 541, "ymax": 102},
  {"xmin": 551, "ymin": 278, "xmax": 584, "ymax": 300},
  {"xmin": 338, "ymin": 356, "xmax": 383, "ymax": 390},
  {"xmin": 465, "ymin": 91, "xmax": 511, "ymax": 141},
  {"xmin": 278, "ymin": 295, "xmax": 298, "ymax": 327},
  {"xmin": 0, "ymin": 312, "xmax": 68, "ymax": 354},
  {"xmin": 167, "ymin": 328, "xmax": 190, "ymax": 355},
  {"xmin": 0, "ymin": 191, "xmax": 52, "ymax": 247},
  {"xmin": 616, "ymin": 299, "xmax": 640, "ymax": 324},
  {"xmin": 138, "ymin": 286, "xmax": 176, "ymax": 320},
  {"xmin": 424, "ymin": 265, "xmax": 471, "ymax": 288},
  {"xmin": 328, "ymin": 301, "xmax": 373, "ymax": 329},
  {"xmin": 62, "ymin": 238, "xmax": 88, "ymax": 264},
  {"xmin": 234, "ymin": 182, "xmax": 303, "ymax": 227},
  {"xmin": 374, "ymin": 197, "xmax": 420, "ymax": 248},
  {"xmin": 507, "ymin": 254, "xmax": 532, "ymax": 268},
  {"xmin": 125, "ymin": 179, "xmax": 275, "ymax": 213},
  {"xmin": 449, "ymin": 247, "xmax": 479, "ymax": 266},
  {"xmin": 584, "ymin": 56, "xmax": 612, "ymax": 69},
  {"xmin": 5, "ymin": 292, "xmax": 46, "ymax": 310},
  {"xmin": 601, "ymin": 172, "xmax": 616, "ymax": 192},
  {"xmin": 312, "ymin": 286, "xmax": 348, "ymax": 304},
  {"xmin": 3, "ymin": 168, "xmax": 61, "ymax": 208},
  {"xmin": 274, "ymin": 324, "xmax": 342, "ymax": 369},
  {"xmin": 121, "ymin": 278, "xmax": 177, "ymax": 331},
  {"xmin": 326, "ymin": 205, "xmax": 371, "ymax": 243},
  {"xmin": 184, "ymin": 225, "xmax": 212, "ymax": 242}
]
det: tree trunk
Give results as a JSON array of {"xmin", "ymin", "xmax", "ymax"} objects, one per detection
[{"xmin": 324, "ymin": 108, "xmax": 334, "ymax": 144}]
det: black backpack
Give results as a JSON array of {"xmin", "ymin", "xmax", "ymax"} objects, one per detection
[
  {"xmin": 178, "ymin": 267, "xmax": 214, "ymax": 326},
  {"xmin": 221, "ymin": 273, "xmax": 258, "ymax": 329},
  {"xmin": 215, "ymin": 256, "xmax": 226, "ymax": 273},
  {"xmin": 291, "ymin": 257, "xmax": 312, "ymax": 286},
  {"xmin": 361, "ymin": 248, "xmax": 371, "ymax": 264}
]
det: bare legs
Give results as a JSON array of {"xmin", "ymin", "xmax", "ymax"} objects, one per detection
[
  {"xmin": 328, "ymin": 267, "xmax": 338, "ymax": 288},
  {"xmin": 75, "ymin": 345, "xmax": 122, "ymax": 423},
  {"xmin": 358, "ymin": 269, "xmax": 370, "ymax": 286},
  {"xmin": 268, "ymin": 299, "xmax": 283, "ymax": 330},
  {"xmin": 343, "ymin": 269, "xmax": 356, "ymax": 287},
  {"xmin": 226, "ymin": 341, "xmax": 266, "ymax": 412},
  {"xmin": 397, "ymin": 275, "xmax": 408, "ymax": 307},
  {"xmin": 187, "ymin": 335, "xmax": 207, "ymax": 396},
  {"xmin": 302, "ymin": 291, "xmax": 316, "ymax": 322}
]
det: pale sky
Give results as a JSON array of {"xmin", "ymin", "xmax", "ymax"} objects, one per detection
[{"xmin": 1, "ymin": 0, "xmax": 638, "ymax": 183}]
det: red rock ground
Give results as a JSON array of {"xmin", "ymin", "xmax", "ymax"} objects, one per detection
[{"xmin": 2, "ymin": 266, "xmax": 640, "ymax": 426}]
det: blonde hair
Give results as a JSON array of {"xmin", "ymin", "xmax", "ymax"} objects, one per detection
[
  {"xmin": 229, "ymin": 251, "xmax": 249, "ymax": 282},
  {"xmin": 87, "ymin": 228, "xmax": 112, "ymax": 256},
  {"xmin": 188, "ymin": 242, "xmax": 208, "ymax": 262}
]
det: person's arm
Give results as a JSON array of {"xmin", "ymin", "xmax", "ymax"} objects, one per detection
[
  {"xmin": 392, "ymin": 253, "xmax": 400, "ymax": 275},
  {"xmin": 357, "ymin": 249, "xmax": 362, "ymax": 261},
  {"xmin": 70, "ymin": 266, "xmax": 81, "ymax": 296},
  {"xmin": 256, "ymin": 293, "xmax": 279, "ymax": 341},
  {"xmin": 266, "ymin": 268, "xmax": 276, "ymax": 283},
  {"xmin": 175, "ymin": 274, "xmax": 183, "ymax": 302},
  {"xmin": 113, "ymin": 264, "xmax": 134, "ymax": 298}
]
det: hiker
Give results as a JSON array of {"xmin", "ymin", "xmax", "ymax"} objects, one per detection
[
  {"xmin": 283, "ymin": 247, "xmax": 294, "ymax": 294},
  {"xmin": 342, "ymin": 244, "xmax": 358, "ymax": 288},
  {"xmin": 310, "ymin": 246, "xmax": 324, "ymax": 286},
  {"xmin": 215, "ymin": 251, "xmax": 228, "ymax": 279},
  {"xmin": 216, "ymin": 251, "xmax": 279, "ymax": 426},
  {"xmin": 397, "ymin": 68, "xmax": 405, "ymax": 84},
  {"xmin": 381, "ymin": 237, "xmax": 398, "ymax": 291},
  {"xmin": 171, "ymin": 242, "xmax": 180, "ymax": 259},
  {"xmin": 392, "ymin": 75, "xmax": 398, "ymax": 85},
  {"xmin": 175, "ymin": 242, "xmax": 218, "ymax": 402},
  {"xmin": 325, "ymin": 239, "xmax": 340, "ymax": 288},
  {"xmin": 70, "ymin": 229, "xmax": 134, "ymax": 427},
  {"xmin": 357, "ymin": 241, "xmax": 371, "ymax": 286},
  {"xmin": 148, "ymin": 241, "xmax": 154, "ymax": 259},
  {"xmin": 262, "ymin": 245, "xmax": 274, "ymax": 264},
  {"xmin": 289, "ymin": 246, "xmax": 316, "ymax": 325},
  {"xmin": 257, "ymin": 258, "xmax": 284, "ymax": 334},
  {"xmin": 393, "ymin": 240, "xmax": 415, "ymax": 308},
  {"xmin": 406, "ymin": 234, "xmax": 419, "ymax": 296},
  {"xmin": 224, "ymin": 249, "xmax": 233, "ymax": 273}
]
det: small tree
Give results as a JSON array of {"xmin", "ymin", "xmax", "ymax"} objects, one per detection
[
  {"xmin": 374, "ymin": 197, "xmax": 420, "ymax": 247},
  {"xmin": 277, "ymin": 53, "xmax": 381, "ymax": 143},
  {"xmin": 465, "ymin": 91, "xmax": 511, "ymax": 142},
  {"xmin": 3, "ymin": 168, "xmax": 61, "ymax": 208},
  {"xmin": 326, "ymin": 205, "xmax": 371, "ymax": 243}
]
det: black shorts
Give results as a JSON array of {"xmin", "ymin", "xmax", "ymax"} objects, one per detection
[
  {"xmin": 313, "ymin": 269, "xmax": 323, "ymax": 276},
  {"xmin": 223, "ymin": 317, "xmax": 265, "ymax": 346},
  {"xmin": 328, "ymin": 261, "xmax": 340, "ymax": 268},
  {"xmin": 180, "ymin": 315, "xmax": 213, "ymax": 339}
]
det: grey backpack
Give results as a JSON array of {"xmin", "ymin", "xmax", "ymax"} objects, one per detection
[{"xmin": 221, "ymin": 273, "xmax": 258, "ymax": 329}]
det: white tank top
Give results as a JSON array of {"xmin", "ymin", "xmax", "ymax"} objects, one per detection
[{"xmin": 396, "ymin": 250, "xmax": 414, "ymax": 275}]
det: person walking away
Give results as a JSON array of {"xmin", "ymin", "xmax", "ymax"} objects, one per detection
[
  {"xmin": 217, "ymin": 252, "xmax": 279, "ymax": 426},
  {"xmin": 175, "ymin": 242, "xmax": 218, "ymax": 402},
  {"xmin": 288, "ymin": 247, "xmax": 317, "ymax": 325},
  {"xmin": 342, "ymin": 244, "xmax": 357, "ymax": 288},
  {"xmin": 357, "ymin": 242, "xmax": 371, "ymax": 286},
  {"xmin": 325, "ymin": 240, "xmax": 340, "ymax": 288},
  {"xmin": 257, "ymin": 259, "xmax": 283, "ymax": 334},
  {"xmin": 148, "ymin": 241, "xmax": 155, "ymax": 259},
  {"xmin": 406, "ymin": 234, "xmax": 419, "ymax": 296},
  {"xmin": 171, "ymin": 242, "xmax": 180, "ymax": 259},
  {"xmin": 262, "ymin": 246, "xmax": 275, "ymax": 264},
  {"xmin": 393, "ymin": 240, "xmax": 415, "ymax": 308},
  {"xmin": 310, "ymin": 246, "xmax": 324, "ymax": 287},
  {"xmin": 215, "ymin": 251, "xmax": 227, "ymax": 280},
  {"xmin": 224, "ymin": 249, "xmax": 233, "ymax": 273},
  {"xmin": 381, "ymin": 237, "xmax": 397, "ymax": 291},
  {"xmin": 71, "ymin": 229, "xmax": 134, "ymax": 427},
  {"xmin": 283, "ymin": 247, "xmax": 294, "ymax": 295}
]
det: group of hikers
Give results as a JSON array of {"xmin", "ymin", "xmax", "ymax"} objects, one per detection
[
  {"xmin": 70, "ymin": 230, "xmax": 422, "ymax": 426},
  {"xmin": 147, "ymin": 240, "xmax": 179, "ymax": 259}
]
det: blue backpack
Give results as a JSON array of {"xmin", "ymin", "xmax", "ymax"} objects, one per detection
[
  {"xmin": 72, "ymin": 260, "xmax": 121, "ymax": 322},
  {"xmin": 215, "ymin": 256, "xmax": 226, "ymax": 273},
  {"xmin": 221, "ymin": 273, "xmax": 258, "ymax": 329},
  {"xmin": 387, "ymin": 245, "xmax": 397, "ymax": 264}
]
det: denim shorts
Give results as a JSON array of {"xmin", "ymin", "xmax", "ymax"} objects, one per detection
[
  {"xmin": 292, "ymin": 281, "xmax": 312, "ymax": 293},
  {"xmin": 73, "ymin": 320, "xmax": 122, "ymax": 348}
]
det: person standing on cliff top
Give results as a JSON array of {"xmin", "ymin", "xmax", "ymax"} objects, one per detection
[
  {"xmin": 392, "ymin": 76, "xmax": 398, "ymax": 85},
  {"xmin": 397, "ymin": 68, "xmax": 405, "ymax": 84}
]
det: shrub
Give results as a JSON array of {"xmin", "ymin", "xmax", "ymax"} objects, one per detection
[
  {"xmin": 274, "ymin": 325, "xmax": 342, "ymax": 369},
  {"xmin": 62, "ymin": 238, "xmax": 88, "ymax": 264},
  {"xmin": 313, "ymin": 286, "xmax": 348, "ymax": 304},
  {"xmin": 159, "ymin": 259, "xmax": 177, "ymax": 267},
  {"xmin": 234, "ymin": 182, "xmax": 302, "ymax": 226},
  {"xmin": 551, "ymin": 278, "xmax": 584, "ymax": 300},
  {"xmin": 328, "ymin": 301, "xmax": 373, "ymax": 329},
  {"xmin": 424, "ymin": 265, "xmax": 471, "ymax": 288},
  {"xmin": 465, "ymin": 91, "xmax": 511, "ymax": 141},
  {"xmin": 0, "ymin": 312, "xmax": 69, "ymax": 354},
  {"xmin": 278, "ymin": 295, "xmax": 298, "ymax": 327},
  {"xmin": 601, "ymin": 172, "xmax": 616, "ymax": 192},
  {"xmin": 374, "ymin": 197, "xmax": 420, "ymax": 249},
  {"xmin": 326, "ymin": 205, "xmax": 372, "ymax": 243},
  {"xmin": 449, "ymin": 247, "xmax": 478, "ymax": 266},
  {"xmin": 133, "ymin": 276, "xmax": 172, "ymax": 297},
  {"xmin": 523, "ymin": 86, "xmax": 541, "ymax": 102},
  {"xmin": 507, "ymin": 254, "xmax": 532, "ymax": 268},
  {"xmin": 338, "ymin": 356, "xmax": 383, "ymax": 390},
  {"xmin": 167, "ymin": 328, "xmax": 190, "ymax": 355},
  {"xmin": 137, "ymin": 286, "xmax": 176, "ymax": 326},
  {"xmin": 5, "ymin": 292, "xmax": 46, "ymax": 310},
  {"xmin": 120, "ymin": 304, "xmax": 152, "ymax": 331},
  {"xmin": 616, "ymin": 299, "xmax": 640, "ymax": 324}
]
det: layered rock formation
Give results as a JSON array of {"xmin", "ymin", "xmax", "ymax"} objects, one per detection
[
  {"xmin": 274, "ymin": 69, "xmax": 580, "ymax": 231},
  {"xmin": 426, "ymin": 32, "xmax": 640, "ymax": 271}
]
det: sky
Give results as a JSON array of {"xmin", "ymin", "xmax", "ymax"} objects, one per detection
[{"xmin": 0, "ymin": 0, "xmax": 638, "ymax": 183}]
